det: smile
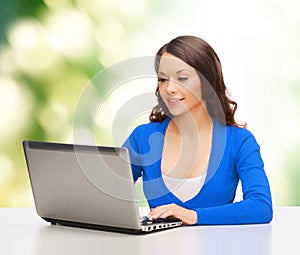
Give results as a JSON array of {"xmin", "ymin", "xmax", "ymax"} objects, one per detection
[{"xmin": 167, "ymin": 98, "xmax": 184, "ymax": 105}]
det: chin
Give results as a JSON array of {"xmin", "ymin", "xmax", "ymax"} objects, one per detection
[{"xmin": 168, "ymin": 109, "xmax": 187, "ymax": 117}]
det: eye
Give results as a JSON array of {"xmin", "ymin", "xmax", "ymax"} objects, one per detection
[
  {"xmin": 158, "ymin": 77, "xmax": 168, "ymax": 83},
  {"xmin": 178, "ymin": 77, "xmax": 188, "ymax": 82}
]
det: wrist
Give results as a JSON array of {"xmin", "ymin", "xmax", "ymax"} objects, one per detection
[{"xmin": 183, "ymin": 209, "xmax": 197, "ymax": 225}]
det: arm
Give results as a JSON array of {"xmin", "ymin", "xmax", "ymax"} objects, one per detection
[
  {"xmin": 122, "ymin": 128, "xmax": 143, "ymax": 182},
  {"xmin": 194, "ymin": 131, "xmax": 273, "ymax": 224}
]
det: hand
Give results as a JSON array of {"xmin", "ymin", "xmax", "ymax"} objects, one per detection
[{"xmin": 147, "ymin": 203, "xmax": 197, "ymax": 225}]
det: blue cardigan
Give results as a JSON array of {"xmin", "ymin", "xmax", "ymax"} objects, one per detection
[{"xmin": 122, "ymin": 117, "xmax": 273, "ymax": 225}]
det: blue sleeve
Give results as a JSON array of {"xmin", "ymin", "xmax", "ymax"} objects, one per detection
[
  {"xmin": 122, "ymin": 127, "xmax": 143, "ymax": 182},
  {"xmin": 194, "ymin": 131, "xmax": 273, "ymax": 225}
]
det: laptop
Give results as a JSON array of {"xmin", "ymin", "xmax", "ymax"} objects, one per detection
[{"xmin": 23, "ymin": 140, "xmax": 182, "ymax": 234}]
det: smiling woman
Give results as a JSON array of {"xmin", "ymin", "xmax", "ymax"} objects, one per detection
[
  {"xmin": 157, "ymin": 53, "xmax": 203, "ymax": 118},
  {"xmin": 150, "ymin": 36, "xmax": 240, "ymax": 129},
  {"xmin": 0, "ymin": 0, "xmax": 297, "ymax": 210},
  {"xmin": 122, "ymin": 35, "xmax": 273, "ymax": 225}
]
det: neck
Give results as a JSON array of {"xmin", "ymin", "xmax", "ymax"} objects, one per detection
[{"xmin": 169, "ymin": 104, "xmax": 213, "ymax": 137}]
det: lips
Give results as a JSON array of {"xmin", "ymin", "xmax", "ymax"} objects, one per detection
[{"xmin": 167, "ymin": 98, "xmax": 184, "ymax": 105}]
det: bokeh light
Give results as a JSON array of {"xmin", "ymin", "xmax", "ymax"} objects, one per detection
[
  {"xmin": 0, "ymin": 76, "xmax": 34, "ymax": 147},
  {"xmin": 1, "ymin": 0, "xmax": 300, "ymax": 207}
]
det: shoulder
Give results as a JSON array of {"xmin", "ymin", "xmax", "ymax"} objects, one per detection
[
  {"xmin": 213, "ymin": 120, "xmax": 259, "ymax": 150},
  {"xmin": 227, "ymin": 125, "xmax": 254, "ymax": 139},
  {"xmin": 132, "ymin": 121, "xmax": 163, "ymax": 133},
  {"xmin": 226, "ymin": 125, "xmax": 261, "ymax": 158},
  {"xmin": 124, "ymin": 120, "xmax": 168, "ymax": 154},
  {"xmin": 129, "ymin": 119, "xmax": 169, "ymax": 138}
]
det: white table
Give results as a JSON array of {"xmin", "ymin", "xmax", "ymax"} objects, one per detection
[{"xmin": 0, "ymin": 207, "xmax": 299, "ymax": 255}]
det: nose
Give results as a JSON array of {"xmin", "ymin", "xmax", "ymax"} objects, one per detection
[{"xmin": 166, "ymin": 79, "xmax": 177, "ymax": 94}]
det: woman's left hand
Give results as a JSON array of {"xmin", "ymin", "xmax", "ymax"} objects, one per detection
[{"xmin": 147, "ymin": 203, "xmax": 197, "ymax": 225}]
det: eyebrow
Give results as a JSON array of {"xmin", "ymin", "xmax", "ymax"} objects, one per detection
[{"xmin": 158, "ymin": 69, "xmax": 192, "ymax": 75}]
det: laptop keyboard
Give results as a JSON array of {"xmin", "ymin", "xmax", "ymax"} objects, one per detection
[{"xmin": 140, "ymin": 216, "xmax": 180, "ymax": 225}]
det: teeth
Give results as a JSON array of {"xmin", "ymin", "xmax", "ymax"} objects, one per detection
[{"xmin": 168, "ymin": 99, "xmax": 180, "ymax": 103}]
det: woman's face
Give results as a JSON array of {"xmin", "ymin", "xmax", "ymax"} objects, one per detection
[{"xmin": 158, "ymin": 52, "xmax": 203, "ymax": 117}]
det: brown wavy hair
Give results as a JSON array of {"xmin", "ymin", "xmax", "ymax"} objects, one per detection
[{"xmin": 149, "ymin": 35, "xmax": 244, "ymax": 127}]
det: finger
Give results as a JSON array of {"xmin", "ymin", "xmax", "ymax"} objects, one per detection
[
  {"xmin": 148, "ymin": 209, "xmax": 162, "ymax": 219},
  {"xmin": 159, "ymin": 210, "xmax": 174, "ymax": 219},
  {"xmin": 147, "ymin": 207, "xmax": 162, "ymax": 219},
  {"xmin": 148, "ymin": 206, "xmax": 171, "ymax": 219},
  {"xmin": 154, "ymin": 205, "xmax": 180, "ymax": 219}
]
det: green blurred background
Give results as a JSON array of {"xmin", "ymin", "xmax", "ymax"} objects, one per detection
[{"xmin": 1, "ymin": 0, "xmax": 300, "ymax": 207}]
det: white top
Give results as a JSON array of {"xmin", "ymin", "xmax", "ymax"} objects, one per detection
[{"xmin": 162, "ymin": 174, "xmax": 205, "ymax": 202}]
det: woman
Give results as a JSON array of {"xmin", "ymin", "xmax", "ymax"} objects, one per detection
[{"xmin": 123, "ymin": 35, "xmax": 273, "ymax": 225}]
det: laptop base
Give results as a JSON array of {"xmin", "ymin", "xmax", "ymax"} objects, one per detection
[{"xmin": 44, "ymin": 217, "xmax": 181, "ymax": 235}]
